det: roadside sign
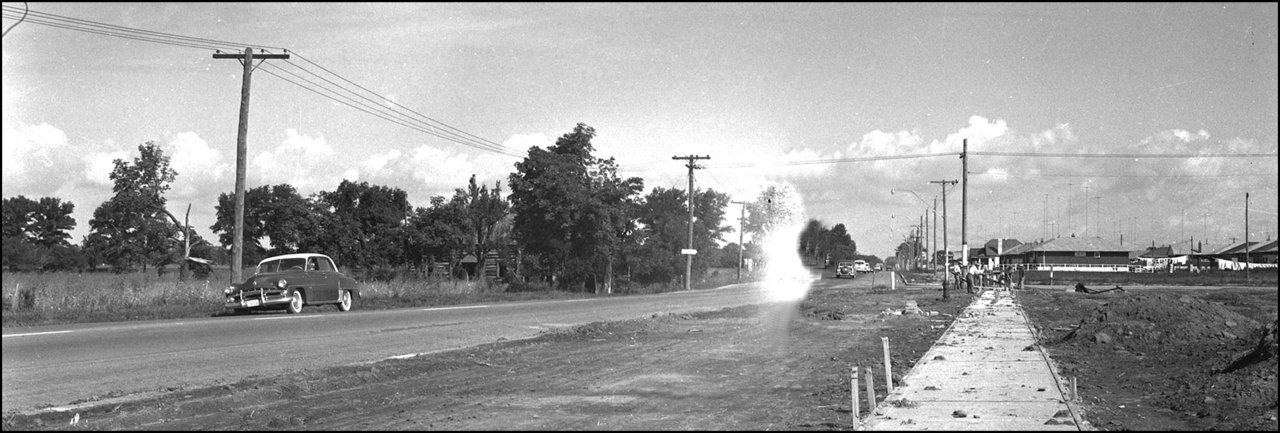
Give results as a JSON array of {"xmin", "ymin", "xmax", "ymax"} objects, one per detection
[{"xmin": 681, "ymin": 249, "xmax": 698, "ymax": 255}]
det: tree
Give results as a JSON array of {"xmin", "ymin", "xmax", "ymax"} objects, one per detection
[
  {"xmin": 311, "ymin": 180, "xmax": 410, "ymax": 271},
  {"xmin": 403, "ymin": 195, "xmax": 469, "ymax": 278},
  {"xmin": 2, "ymin": 196, "xmax": 80, "ymax": 271},
  {"xmin": 743, "ymin": 185, "xmax": 798, "ymax": 241},
  {"xmin": 211, "ymin": 184, "xmax": 314, "ymax": 265},
  {"xmin": 86, "ymin": 142, "xmax": 179, "ymax": 273},
  {"xmin": 628, "ymin": 187, "xmax": 732, "ymax": 285},
  {"xmin": 3, "ymin": 196, "xmax": 76, "ymax": 247},
  {"xmin": 455, "ymin": 174, "xmax": 510, "ymax": 282},
  {"xmin": 508, "ymin": 123, "xmax": 643, "ymax": 291}
]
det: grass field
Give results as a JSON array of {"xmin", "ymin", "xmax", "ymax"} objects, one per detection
[{"xmin": 1, "ymin": 266, "xmax": 759, "ymax": 328}]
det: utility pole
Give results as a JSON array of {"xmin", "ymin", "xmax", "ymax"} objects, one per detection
[
  {"xmin": 917, "ymin": 216, "xmax": 924, "ymax": 270},
  {"xmin": 1042, "ymin": 194, "xmax": 1048, "ymax": 241},
  {"xmin": 1095, "ymin": 198, "xmax": 1101, "ymax": 239},
  {"xmin": 1083, "ymin": 184, "xmax": 1090, "ymax": 236},
  {"xmin": 932, "ymin": 196, "xmax": 937, "ymax": 272},
  {"xmin": 214, "ymin": 47, "xmax": 289, "ymax": 285},
  {"xmin": 731, "ymin": 200, "xmax": 748, "ymax": 282},
  {"xmin": 673, "ymin": 155, "xmax": 710, "ymax": 290},
  {"xmin": 961, "ymin": 139, "xmax": 969, "ymax": 265},
  {"xmin": 1245, "ymin": 192, "xmax": 1250, "ymax": 283},
  {"xmin": 931, "ymin": 179, "xmax": 957, "ymax": 299}
]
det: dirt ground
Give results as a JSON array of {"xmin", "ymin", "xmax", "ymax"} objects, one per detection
[
  {"xmin": 1018, "ymin": 285, "xmax": 1279, "ymax": 431},
  {"xmin": 5, "ymin": 277, "xmax": 1275, "ymax": 431}
]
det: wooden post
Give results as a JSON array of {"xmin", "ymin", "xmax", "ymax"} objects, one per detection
[
  {"xmin": 890, "ymin": 271, "xmax": 896, "ymax": 291},
  {"xmin": 851, "ymin": 366, "xmax": 860, "ymax": 420},
  {"xmin": 213, "ymin": 48, "xmax": 289, "ymax": 285},
  {"xmin": 1070, "ymin": 376, "xmax": 1078, "ymax": 401},
  {"xmin": 882, "ymin": 337, "xmax": 893, "ymax": 393},
  {"xmin": 672, "ymin": 155, "xmax": 710, "ymax": 290},
  {"xmin": 864, "ymin": 367, "xmax": 877, "ymax": 414}
]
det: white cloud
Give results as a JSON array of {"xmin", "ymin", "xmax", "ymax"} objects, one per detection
[
  {"xmin": 936, "ymin": 115, "xmax": 1009, "ymax": 149},
  {"xmin": 251, "ymin": 129, "xmax": 341, "ymax": 191},
  {"xmin": 165, "ymin": 132, "xmax": 228, "ymax": 199},
  {"xmin": 362, "ymin": 149, "xmax": 403, "ymax": 173},
  {"xmin": 502, "ymin": 133, "xmax": 552, "ymax": 152},
  {"xmin": 1, "ymin": 122, "xmax": 75, "ymax": 194},
  {"xmin": 82, "ymin": 150, "xmax": 131, "ymax": 188}
]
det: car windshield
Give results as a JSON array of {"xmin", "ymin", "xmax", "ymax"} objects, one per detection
[{"xmin": 258, "ymin": 258, "xmax": 308, "ymax": 273}]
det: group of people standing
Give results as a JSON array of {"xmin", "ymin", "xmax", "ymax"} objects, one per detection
[{"xmin": 947, "ymin": 260, "xmax": 1025, "ymax": 293}]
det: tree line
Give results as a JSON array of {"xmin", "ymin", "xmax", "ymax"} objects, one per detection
[{"xmin": 2, "ymin": 123, "xmax": 869, "ymax": 291}]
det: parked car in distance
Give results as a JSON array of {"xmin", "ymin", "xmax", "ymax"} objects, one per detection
[
  {"xmin": 874, "ymin": 262, "xmax": 883, "ymax": 271},
  {"xmin": 835, "ymin": 261, "xmax": 856, "ymax": 278},
  {"xmin": 853, "ymin": 259, "xmax": 871, "ymax": 273},
  {"xmin": 224, "ymin": 253, "xmax": 359, "ymax": 315}
]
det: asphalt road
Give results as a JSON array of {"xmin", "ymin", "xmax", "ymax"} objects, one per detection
[{"xmin": 2, "ymin": 281, "xmax": 788, "ymax": 414}]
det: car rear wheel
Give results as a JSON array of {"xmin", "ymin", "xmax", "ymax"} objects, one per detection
[
  {"xmin": 337, "ymin": 290, "xmax": 352, "ymax": 312},
  {"xmin": 287, "ymin": 290, "xmax": 304, "ymax": 314}
]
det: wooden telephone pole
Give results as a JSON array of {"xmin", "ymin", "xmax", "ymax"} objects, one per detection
[
  {"xmin": 214, "ymin": 47, "xmax": 289, "ymax": 285},
  {"xmin": 731, "ymin": 200, "xmax": 748, "ymax": 282},
  {"xmin": 931, "ymin": 179, "xmax": 957, "ymax": 298},
  {"xmin": 672, "ymin": 155, "xmax": 710, "ymax": 291}
]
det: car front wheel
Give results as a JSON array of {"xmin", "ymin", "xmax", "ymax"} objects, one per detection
[
  {"xmin": 287, "ymin": 290, "xmax": 304, "ymax": 314},
  {"xmin": 337, "ymin": 290, "xmax": 352, "ymax": 312}
]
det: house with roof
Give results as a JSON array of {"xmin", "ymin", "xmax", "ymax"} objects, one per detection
[
  {"xmin": 1003, "ymin": 235, "xmax": 1130, "ymax": 272},
  {"xmin": 966, "ymin": 238, "xmax": 1022, "ymax": 268},
  {"xmin": 1208, "ymin": 240, "xmax": 1279, "ymax": 270}
]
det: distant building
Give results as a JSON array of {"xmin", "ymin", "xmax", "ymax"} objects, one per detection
[
  {"xmin": 1207, "ymin": 240, "xmax": 1278, "ymax": 270},
  {"xmin": 1002, "ymin": 236, "xmax": 1129, "ymax": 272},
  {"xmin": 972, "ymin": 238, "xmax": 1021, "ymax": 268}
]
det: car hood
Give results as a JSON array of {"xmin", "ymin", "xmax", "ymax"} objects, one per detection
[{"xmin": 234, "ymin": 272, "xmax": 288, "ymax": 289}]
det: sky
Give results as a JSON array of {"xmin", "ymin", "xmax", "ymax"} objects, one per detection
[{"xmin": 3, "ymin": 2, "xmax": 1278, "ymax": 259}]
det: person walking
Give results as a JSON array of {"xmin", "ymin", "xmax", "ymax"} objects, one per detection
[
  {"xmin": 948, "ymin": 260, "xmax": 962, "ymax": 291},
  {"xmin": 1016, "ymin": 264, "xmax": 1026, "ymax": 290}
]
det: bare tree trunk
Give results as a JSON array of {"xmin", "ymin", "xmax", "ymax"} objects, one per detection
[{"xmin": 605, "ymin": 257, "xmax": 613, "ymax": 294}]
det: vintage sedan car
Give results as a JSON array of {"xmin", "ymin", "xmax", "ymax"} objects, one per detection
[
  {"xmin": 224, "ymin": 253, "xmax": 359, "ymax": 314},
  {"xmin": 834, "ymin": 261, "xmax": 856, "ymax": 278}
]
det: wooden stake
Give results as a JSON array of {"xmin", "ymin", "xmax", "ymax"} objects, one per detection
[
  {"xmin": 864, "ymin": 367, "xmax": 877, "ymax": 414},
  {"xmin": 851, "ymin": 366, "xmax": 860, "ymax": 420},
  {"xmin": 1070, "ymin": 376, "xmax": 1078, "ymax": 401},
  {"xmin": 882, "ymin": 337, "xmax": 893, "ymax": 393}
]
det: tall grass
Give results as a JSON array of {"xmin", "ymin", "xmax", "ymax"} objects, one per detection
[
  {"xmin": 2, "ymin": 271, "xmax": 225, "ymax": 327},
  {"xmin": 3, "ymin": 267, "xmax": 758, "ymax": 328}
]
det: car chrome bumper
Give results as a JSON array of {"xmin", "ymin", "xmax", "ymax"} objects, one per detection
[{"xmin": 225, "ymin": 290, "xmax": 292, "ymax": 309}]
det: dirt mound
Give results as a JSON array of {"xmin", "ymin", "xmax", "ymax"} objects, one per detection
[
  {"xmin": 1026, "ymin": 289, "xmax": 1278, "ymax": 430},
  {"xmin": 1068, "ymin": 293, "xmax": 1260, "ymax": 348}
]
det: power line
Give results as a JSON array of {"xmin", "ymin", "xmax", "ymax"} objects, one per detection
[
  {"xmin": 1, "ymin": 2, "xmax": 28, "ymax": 37},
  {"xmin": 257, "ymin": 65, "xmax": 523, "ymax": 158},
  {"xmin": 2, "ymin": 5, "xmax": 283, "ymax": 51},
  {"xmin": 2, "ymin": 5, "xmax": 519, "ymax": 159},
  {"xmin": 259, "ymin": 61, "xmax": 522, "ymax": 158},
  {"xmin": 973, "ymin": 172, "xmax": 1277, "ymax": 179},
  {"xmin": 287, "ymin": 51, "xmax": 516, "ymax": 158},
  {"xmin": 971, "ymin": 151, "xmax": 1278, "ymax": 158},
  {"xmin": 710, "ymin": 152, "xmax": 958, "ymax": 168}
]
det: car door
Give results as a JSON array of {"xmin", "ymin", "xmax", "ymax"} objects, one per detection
[{"xmin": 313, "ymin": 256, "xmax": 340, "ymax": 302}]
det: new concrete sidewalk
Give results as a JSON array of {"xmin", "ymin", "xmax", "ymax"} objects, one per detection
[{"xmin": 859, "ymin": 288, "xmax": 1088, "ymax": 430}]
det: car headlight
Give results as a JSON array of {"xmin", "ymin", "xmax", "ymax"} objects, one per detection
[
  {"xmin": 224, "ymin": 288, "xmax": 233, "ymax": 295},
  {"xmin": 276, "ymin": 279, "xmax": 288, "ymax": 289}
]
